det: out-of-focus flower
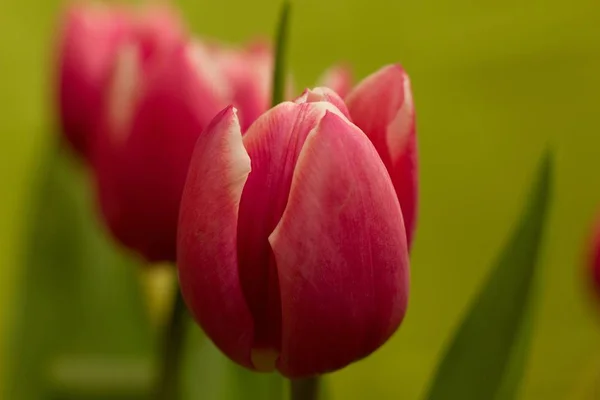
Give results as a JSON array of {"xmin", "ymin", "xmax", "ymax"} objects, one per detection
[
  {"xmin": 325, "ymin": 64, "xmax": 418, "ymax": 248},
  {"xmin": 56, "ymin": 2, "xmax": 184, "ymax": 159},
  {"xmin": 92, "ymin": 29, "xmax": 276, "ymax": 262},
  {"xmin": 210, "ymin": 41, "xmax": 274, "ymax": 131},
  {"xmin": 587, "ymin": 211, "xmax": 600, "ymax": 300},
  {"xmin": 93, "ymin": 38, "xmax": 226, "ymax": 263},
  {"xmin": 177, "ymin": 90, "xmax": 410, "ymax": 377},
  {"xmin": 318, "ymin": 64, "xmax": 353, "ymax": 99}
]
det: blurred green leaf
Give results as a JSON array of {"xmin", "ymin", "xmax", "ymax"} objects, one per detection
[
  {"xmin": 2, "ymin": 142, "xmax": 154, "ymax": 399},
  {"xmin": 425, "ymin": 151, "xmax": 553, "ymax": 400},
  {"xmin": 48, "ymin": 354, "xmax": 152, "ymax": 399},
  {"xmin": 182, "ymin": 324, "xmax": 284, "ymax": 400},
  {"xmin": 271, "ymin": 0, "xmax": 291, "ymax": 106}
]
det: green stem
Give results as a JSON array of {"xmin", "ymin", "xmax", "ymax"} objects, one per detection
[
  {"xmin": 271, "ymin": 0, "xmax": 292, "ymax": 106},
  {"xmin": 290, "ymin": 377, "xmax": 320, "ymax": 400},
  {"xmin": 153, "ymin": 286, "xmax": 187, "ymax": 400}
]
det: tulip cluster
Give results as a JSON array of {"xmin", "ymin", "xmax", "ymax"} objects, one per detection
[
  {"xmin": 56, "ymin": 1, "xmax": 418, "ymax": 377},
  {"xmin": 57, "ymin": 3, "xmax": 274, "ymax": 262}
]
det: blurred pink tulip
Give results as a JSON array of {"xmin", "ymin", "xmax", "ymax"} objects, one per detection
[
  {"xmin": 93, "ymin": 37, "xmax": 228, "ymax": 262},
  {"xmin": 92, "ymin": 33, "xmax": 275, "ymax": 262},
  {"xmin": 211, "ymin": 41, "xmax": 274, "ymax": 131},
  {"xmin": 177, "ymin": 90, "xmax": 410, "ymax": 377},
  {"xmin": 318, "ymin": 64, "xmax": 353, "ymax": 99},
  {"xmin": 587, "ymin": 212, "xmax": 600, "ymax": 300},
  {"xmin": 56, "ymin": 2, "xmax": 184, "ymax": 159}
]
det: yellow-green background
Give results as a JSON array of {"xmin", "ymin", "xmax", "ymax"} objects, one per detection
[{"xmin": 2, "ymin": 0, "xmax": 600, "ymax": 398}]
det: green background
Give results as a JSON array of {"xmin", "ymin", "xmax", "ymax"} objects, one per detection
[{"xmin": 2, "ymin": 0, "xmax": 600, "ymax": 398}]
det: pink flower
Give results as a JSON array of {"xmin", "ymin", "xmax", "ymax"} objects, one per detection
[
  {"xmin": 177, "ymin": 89, "xmax": 410, "ymax": 377},
  {"xmin": 92, "ymin": 38, "xmax": 227, "ymax": 262},
  {"xmin": 92, "ymin": 33, "xmax": 275, "ymax": 262},
  {"xmin": 588, "ymin": 212, "xmax": 600, "ymax": 301},
  {"xmin": 56, "ymin": 3, "xmax": 184, "ymax": 159}
]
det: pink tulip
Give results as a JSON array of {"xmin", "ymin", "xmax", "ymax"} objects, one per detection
[
  {"xmin": 177, "ymin": 90, "xmax": 410, "ymax": 377},
  {"xmin": 345, "ymin": 65, "xmax": 418, "ymax": 248},
  {"xmin": 56, "ymin": 3, "xmax": 184, "ymax": 159},
  {"xmin": 92, "ymin": 34, "xmax": 230, "ymax": 262},
  {"xmin": 56, "ymin": 3, "xmax": 130, "ymax": 158},
  {"xmin": 92, "ymin": 32, "xmax": 276, "ymax": 262}
]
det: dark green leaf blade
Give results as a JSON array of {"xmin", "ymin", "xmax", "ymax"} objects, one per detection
[
  {"xmin": 271, "ymin": 0, "xmax": 291, "ymax": 107},
  {"xmin": 2, "ymin": 142, "xmax": 153, "ymax": 399},
  {"xmin": 425, "ymin": 151, "xmax": 553, "ymax": 400}
]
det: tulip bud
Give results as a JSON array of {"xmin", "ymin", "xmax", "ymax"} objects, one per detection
[
  {"xmin": 56, "ymin": 3, "xmax": 129, "ymax": 158},
  {"xmin": 178, "ymin": 92, "xmax": 410, "ymax": 377},
  {"xmin": 93, "ymin": 36, "xmax": 227, "ymax": 262},
  {"xmin": 346, "ymin": 65, "xmax": 418, "ymax": 248}
]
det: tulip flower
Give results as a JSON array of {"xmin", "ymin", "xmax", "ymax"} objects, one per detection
[
  {"xmin": 56, "ymin": 2, "xmax": 184, "ymax": 160},
  {"xmin": 177, "ymin": 89, "xmax": 410, "ymax": 377},
  {"xmin": 93, "ymin": 36, "xmax": 228, "ymax": 262},
  {"xmin": 92, "ymin": 30, "xmax": 277, "ymax": 262}
]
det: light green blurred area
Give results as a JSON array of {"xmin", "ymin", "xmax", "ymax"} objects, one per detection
[{"xmin": 1, "ymin": 0, "xmax": 600, "ymax": 398}]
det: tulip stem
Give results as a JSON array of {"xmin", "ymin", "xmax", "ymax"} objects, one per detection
[
  {"xmin": 290, "ymin": 377, "xmax": 320, "ymax": 400},
  {"xmin": 271, "ymin": 0, "xmax": 291, "ymax": 106},
  {"xmin": 154, "ymin": 286, "xmax": 187, "ymax": 400}
]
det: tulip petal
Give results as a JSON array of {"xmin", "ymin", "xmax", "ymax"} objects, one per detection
[
  {"xmin": 237, "ymin": 102, "xmax": 345, "ymax": 357},
  {"xmin": 270, "ymin": 112, "xmax": 410, "ymax": 378},
  {"xmin": 295, "ymin": 87, "xmax": 351, "ymax": 119},
  {"xmin": 177, "ymin": 106, "xmax": 255, "ymax": 368},
  {"xmin": 318, "ymin": 64, "xmax": 353, "ymax": 98},
  {"xmin": 346, "ymin": 65, "xmax": 418, "ymax": 248},
  {"xmin": 132, "ymin": 4, "xmax": 185, "ymax": 62},
  {"xmin": 104, "ymin": 44, "xmax": 140, "ymax": 145}
]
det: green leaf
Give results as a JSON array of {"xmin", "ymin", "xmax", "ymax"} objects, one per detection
[
  {"xmin": 425, "ymin": 151, "xmax": 553, "ymax": 400},
  {"xmin": 271, "ymin": 0, "xmax": 291, "ymax": 107},
  {"xmin": 2, "ymin": 142, "xmax": 154, "ymax": 399},
  {"xmin": 182, "ymin": 324, "xmax": 284, "ymax": 400}
]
